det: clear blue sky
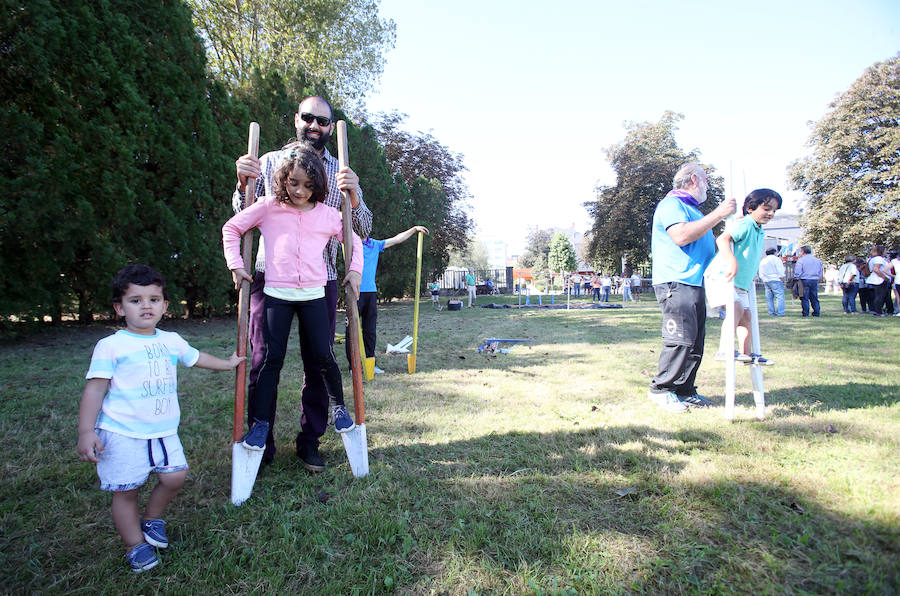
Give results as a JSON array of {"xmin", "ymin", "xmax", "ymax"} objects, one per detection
[{"xmin": 364, "ymin": 0, "xmax": 899, "ymax": 253}]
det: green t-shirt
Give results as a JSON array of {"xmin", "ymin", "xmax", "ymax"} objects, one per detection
[
  {"xmin": 466, "ymin": 274, "xmax": 475, "ymax": 286},
  {"xmin": 709, "ymin": 215, "xmax": 764, "ymax": 291}
]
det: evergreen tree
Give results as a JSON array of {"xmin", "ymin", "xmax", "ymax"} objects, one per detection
[
  {"xmin": 0, "ymin": 0, "xmax": 235, "ymax": 321},
  {"xmin": 548, "ymin": 233, "xmax": 577, "ymax": 273}
]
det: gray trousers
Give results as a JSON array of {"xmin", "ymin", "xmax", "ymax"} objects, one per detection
[{"xmin": 649, "ymin": 282, "xmax": 706, "ymax": 396}]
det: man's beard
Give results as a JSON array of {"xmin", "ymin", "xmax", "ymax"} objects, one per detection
[{"xmin": 299, "ymin": 127, "xmax": 331, "ymax": 152}]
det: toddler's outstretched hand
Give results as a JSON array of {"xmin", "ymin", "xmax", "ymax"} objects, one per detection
[
  {"xmin": 77, "ymin": 431, "xmax": 102, "ymax": 463},
  {"xmin": 227, "ymin": 351, "xmax": 245, "ymax": 369}
]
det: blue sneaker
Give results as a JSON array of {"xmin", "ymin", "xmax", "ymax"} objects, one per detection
[
  {"xmin": 332, "ymin": 405, "xmax": 355, "ymax": 433},
  {"xmin": 681, "ymin": 393, "xmax": 715, "ymax": 408},
  {"xmin": 141, "ymin": 518, "xmax": 168, "ymax": 548},
  {"xmin": 746, "ymin": 353, "xmax": 775, "ymax": 366},
  {"xmin": 648, "ymin": 390, "xmax": 688, "ymax": 413},
  {"xmin": 241, "ymin": 419, "xmax": 269, "ymax": 451},
  {"xmin": 126, "ymin": 542, "xmax": 159, "ymax": 573}
]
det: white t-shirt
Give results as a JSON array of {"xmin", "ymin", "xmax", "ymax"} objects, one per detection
[
  {"xmin": 86, "ymin": 329, "xmax": 200, "ymax": 439},
  {"xmin": 866, "ymin": 256, "xmax": 888, "ymax": 286},
  {"xmin": 758, "ymin": 254, "xmax": 786, "ymax": 282},
  {"xmin": 891, "ymin": 259, "xmax": 900, "ymax": 284}
]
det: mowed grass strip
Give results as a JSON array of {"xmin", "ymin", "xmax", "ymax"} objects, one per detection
[{"xmin": 1, "ymin": 293, "xmax": 897, "ymax": 594}]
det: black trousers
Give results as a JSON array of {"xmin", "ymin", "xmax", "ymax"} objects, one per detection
[
  {"xmin": 870, "ymin": 282, "xmax": 890, "ymax": 315},
  {"xmin": 650, "ymin": 282, "xmax": 706, "ymax": 396},
  {"xmin": 346, "ymin": 291, "xmax": 377, "ymax": 364},
  {"xmin": 252, "ymin": 294, "xmax": 344, "ymax": 423}
]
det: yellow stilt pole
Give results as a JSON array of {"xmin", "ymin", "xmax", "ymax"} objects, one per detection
[{"xmin": 408, "ymin": 232, "xmax": 424, "ymax": 374}]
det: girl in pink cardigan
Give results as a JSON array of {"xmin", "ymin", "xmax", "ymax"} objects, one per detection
[{"xmin": 223, "ymin": 144, "xmax": 363, "ymax": 450}]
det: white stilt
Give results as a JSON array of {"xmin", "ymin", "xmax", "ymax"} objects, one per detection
[
  {"xmin": 748, "ymin": 281, "xmax": 766, "ymax": 419},
  {"xmin": 724, "ymin": 280, "xmax": 736, "ymax": 421}
]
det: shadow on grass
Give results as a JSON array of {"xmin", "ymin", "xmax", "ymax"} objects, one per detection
[
  {"xmin": 726, "ymin": 383, "xmax": 900, "ymax": 413},
  {"xmin": 348, "ymin": 426, "xmax": 899, "ymax": 594}
]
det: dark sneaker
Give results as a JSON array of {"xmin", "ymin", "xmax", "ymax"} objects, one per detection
[
  {"xmin": 746, "ymin": 353, "xmax": 775, "ymax": 366},
  {"xmin": 126, "ymin": 542, "xmax": 159, "ymax": 573},
  {"xmin": 241, "ymin": 419, "xmax": 269, "ymax": 451},
  {"xmin": 332, "ymin": 405, "xmax": 355, "ymax": 433},
  {"xmin": 140, "ymin": 518, "xmax": 168, "ymax": 548},
  {"xmin": 648, "ymin": 390, "xmax": 687, "ymax": 413},
  {"xmin": 296, "ymin": 440, "xmax": 325, "ymax": 472},
  {"xmin": 681, "ymin": 393, "xmax": 715, "ymax": 408}
]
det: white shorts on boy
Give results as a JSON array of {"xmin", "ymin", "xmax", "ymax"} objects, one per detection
[
  {"xmin": 96, "ymin": 429, "xmax": 188, "ymax": 492},
  {"xmin": 705, "ymin": 271, "xmax": 751, "ymax": 310}
]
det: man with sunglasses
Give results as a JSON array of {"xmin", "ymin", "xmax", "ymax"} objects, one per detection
[{"xmin": 232, "ymin": 95, "xmax": 373, "ymax": 471}]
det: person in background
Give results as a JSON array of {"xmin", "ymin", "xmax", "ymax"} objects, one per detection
[
  {"xmin": 347, "ymin": 225, "xmax": 430, "ymax": 373},
  {"xmin": 622, "ymin": 273, "xmax": 635, "ymax": 302},
  {"xmin": 793, "ymin": 246, "xmax": 823, "ymax": 317},
  {"xmin": 630, "ymin": 271, "xmax": 642, "ymax": 300},
  {"xmin": 890, "ymin": 250, "xmax": 900, "ymax": 316},
  {"xmin": 856, "ymin": 257, "xmax": 873, "ymax": 313},
  {"xmin": 600, "ymin": 272, "xmax": 612, "ymax": 302},
  {"xmin": 837, "ymin": 254, "xmax": 860, "ymax": 314},
  {"xmin": 570, "ymin": 272, "xmax": 582, "ymax": 297},
  {"xmin": 758, "ymin": 247, "xmax": 786, "ymax": 316},
  {"xmin": 466, "ymin": 269, "xmax": 477, "ymax": 307},
  {"xmin": 866, "ymin": 245, "xmax": 891, "ymax": 316},
  {"xmin": 824, "ymin": 264, "xmax": 839, "ymax": 295}
]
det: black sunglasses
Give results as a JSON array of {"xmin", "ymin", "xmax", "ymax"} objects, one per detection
[{"xmin": 299, "ymin": 112, "xmax": 332, "ymax": 127}]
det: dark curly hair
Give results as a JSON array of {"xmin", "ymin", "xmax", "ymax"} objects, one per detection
[
  {"xmin": 272, "ymin": 143, "xmax": 328, "ymax": 204},
  {"xmin": 742, "ymin": 188, "xmax": 782, "ymax": 215},
  {"xmin": 111, "ymin": 264, "xmax": 167, "ymax": 303}
]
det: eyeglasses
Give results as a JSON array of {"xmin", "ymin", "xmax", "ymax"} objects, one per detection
[{"xmin": 299, "ymin": 112, "xmax": 331, "ymax": 127}]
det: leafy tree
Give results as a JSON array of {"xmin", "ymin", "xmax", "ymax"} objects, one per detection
[
  {"xmin": 369, "ymin": 111, "xmax": 473, "ymax": 279},
  {"xmin": 789, "ymin": 54, "xmax": 900, "ymax": 262},
  {"xmin": 0, "ymin": 0, "xmax": 235, "ymax": 322},
  {"xmin": 449, "ymin": 237, "xmax": 491, "ymax": 272},
  {"xmin": 583, "ymin": 112, "xmax": 724, "ymax": 272},
  {"xmin": 518, "ymin": 228, "xmax": 553, "ymax": 269},
  {"xmin": 548, "ymin": 233, "xmax": 577, "ymax": 273},
  {"xmin": 187, "ymin": 0, "xmax": 396, "ymax": 104}
]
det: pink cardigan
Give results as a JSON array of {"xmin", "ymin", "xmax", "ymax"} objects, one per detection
[{"xmin": 223, "ymin": 197, "xmax": 363, "ymax": 288}]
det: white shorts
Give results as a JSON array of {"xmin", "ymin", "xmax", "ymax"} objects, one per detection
[
  {"xmin": 705, "ymin": 273, "xmax": 752, "ymax": 309},
  {"xmin": 96, "ymin": 429, "xmax": 188, "ymax": 492}
]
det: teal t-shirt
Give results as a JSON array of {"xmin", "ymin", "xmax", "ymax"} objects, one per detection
[
  {"xmin": 707, "ymin": 215, "xmax": 764, "ymax": 291},
  {"xmin": 466, "ymin": 273, "xmax": 475, "ymax": 286}
]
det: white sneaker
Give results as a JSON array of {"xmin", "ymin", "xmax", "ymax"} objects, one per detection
[{"xmin": 373, "ymin": 366, "xmax": 385, "ymax": 374}]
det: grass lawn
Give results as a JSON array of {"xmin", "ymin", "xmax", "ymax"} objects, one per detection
[{"xmin": 1, "ymin": 292, "xmax": 898, "ymax": 594}]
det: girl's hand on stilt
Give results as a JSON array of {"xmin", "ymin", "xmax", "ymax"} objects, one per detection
[
  {"xmin": 231, "ymin": 267, "xmax": 252, "ymax": 290},
  {"xmin": 343, "ymin": 270, "xmax": 361, "ymax": 301},
  {"xmin": 77, "ymin": 430, "xmax": 102, "ymax": 463}
]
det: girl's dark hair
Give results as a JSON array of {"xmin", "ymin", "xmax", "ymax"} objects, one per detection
[
  {"xmin": 272, "ymin": 143, "xmax": 328, "ymax": 204},
  {"xmin": 111, "ymin": 264, "xmax": 167, "ymax": 302},
  {"xmin": 742, "ymin": 188, "xmax": 783, "ymax": 215},
  {"xmin": 844, "ymin": 254, "xmax": 856, "ymax": 263}
]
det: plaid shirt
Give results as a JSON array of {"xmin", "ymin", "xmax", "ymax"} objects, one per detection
[{"xmin": 231, "ymin": 144, "xmax": 372, "ymax": 280}]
